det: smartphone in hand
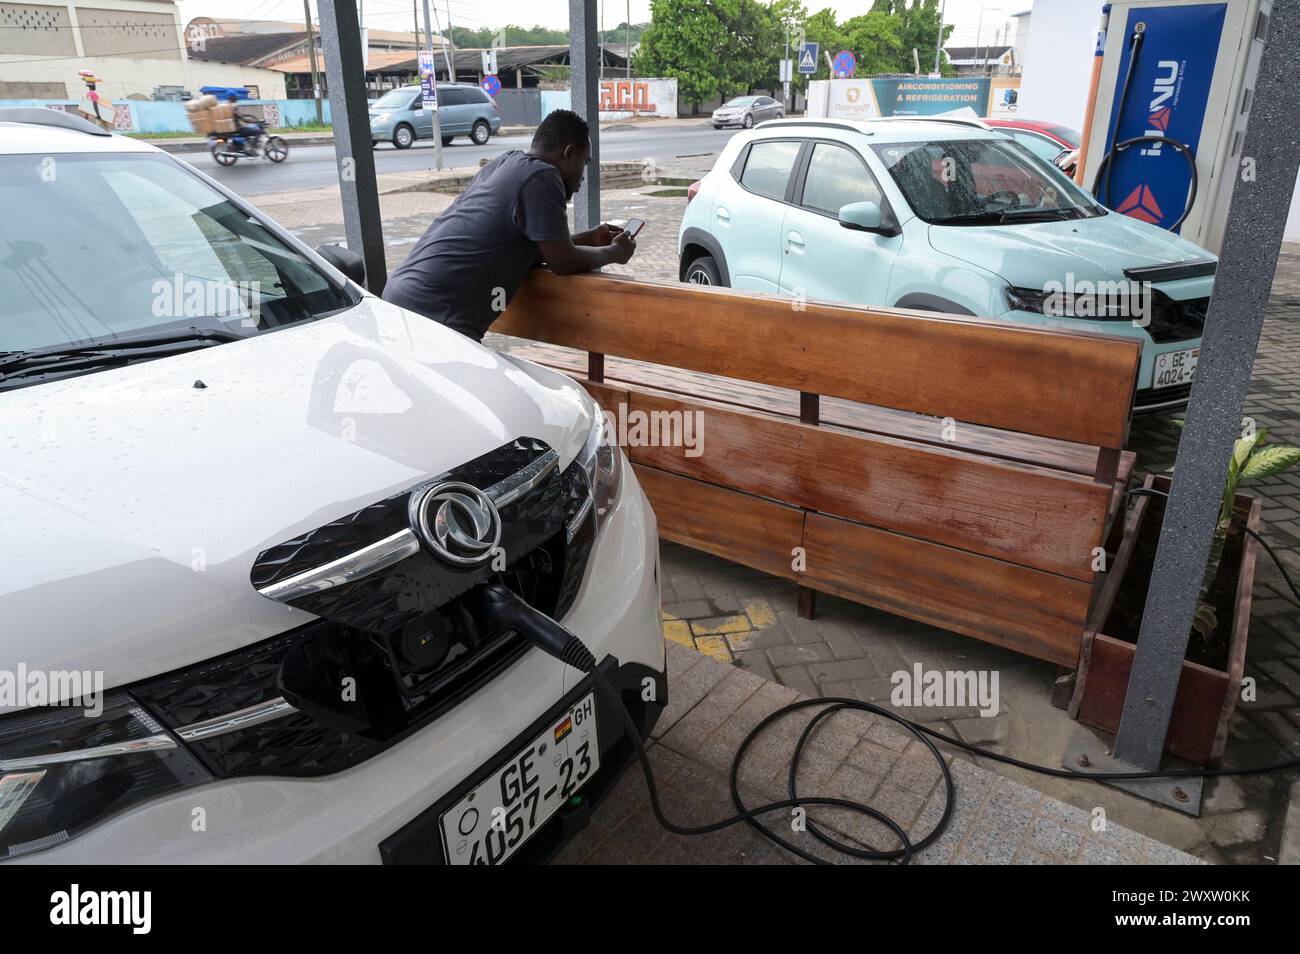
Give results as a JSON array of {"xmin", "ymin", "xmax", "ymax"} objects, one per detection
[{"xmin": 622, "ymin": 218, "xmax": 646, "ymax": 238}]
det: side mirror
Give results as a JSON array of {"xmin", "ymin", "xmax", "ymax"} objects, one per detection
[
  {"xmin": 839, "ymin": 201, "xmax": 900, "ymax": 237},
  {"xmin": 316, "ymin": 244, "xmax": 366, "ymax": 286}
]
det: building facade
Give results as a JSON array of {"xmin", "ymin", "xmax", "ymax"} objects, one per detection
[{"xmin": 0, "ymin": 1, "xmax": 285, "ymax": 100}]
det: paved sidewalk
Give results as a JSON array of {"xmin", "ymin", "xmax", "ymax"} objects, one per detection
[{"xmin": 553, "ymin": 639, "xmax": 1202, "ymax": 864}]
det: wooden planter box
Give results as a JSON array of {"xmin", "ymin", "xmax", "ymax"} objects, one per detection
[{"xmin": 1067, "ymin": 474, "xmax": 1261, "ymax": 766}]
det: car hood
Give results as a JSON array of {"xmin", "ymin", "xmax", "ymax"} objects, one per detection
[
  {"xmin": 0, "ymin": 298, "xmax": 595, "ymax": 703},
  {"xmin": 926, "ymin": 211, "xmax": 1215, "ymax": 290}
]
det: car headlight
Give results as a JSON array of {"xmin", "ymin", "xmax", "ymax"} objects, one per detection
[
  {"xmin": 1005, "ymin": 285, "xmax": 1052, "ymax": 314},
  {"xmin": 0, "ymin": 693, "xmax": 209, "ymax": 858},
  {"xmin": 1006, "ymin": 284, "xmax": 1142, "ymax": 320},
  {"xmin": 576, "ymin": 397, "xmax": 624, "ymax": 535}
]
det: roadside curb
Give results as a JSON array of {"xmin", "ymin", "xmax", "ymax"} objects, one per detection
[
  {"xmin": 378, "ymin": 158, "xmax": 649, "ymax": 195},
  {"xmin": 153, "ymin": 134, "xmax": 335, "ymax": 154}
]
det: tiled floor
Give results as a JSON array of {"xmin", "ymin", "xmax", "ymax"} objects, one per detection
[{"xmin": 551, "ymin": 640, "xmax": 1202, "ymax": 865}]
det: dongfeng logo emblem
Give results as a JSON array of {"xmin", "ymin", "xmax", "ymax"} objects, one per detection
[{"xmin": 411, "ymin": 481, "xmax": 503, "ymax": 566}]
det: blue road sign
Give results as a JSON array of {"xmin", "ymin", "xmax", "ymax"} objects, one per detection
[
  {"xmin": 481, "ymin": 74, "xmax": 502, "ymax": 96},
  {"xmin": 798, "ymin": 42, "xmax": 819, "ymax": 75},
  {"xmin": 832, "ymin": 49, "xmax": 856, "ymax": 78}
]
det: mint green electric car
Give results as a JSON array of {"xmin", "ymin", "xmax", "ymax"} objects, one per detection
[{"xmin": 678, "ymin": 118, "xmax": 1214, "ymax": 413}]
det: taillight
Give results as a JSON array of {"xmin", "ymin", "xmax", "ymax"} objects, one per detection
[{"xmin": 686, "ymin": 180, "xmax": 701, "ymax": 204}]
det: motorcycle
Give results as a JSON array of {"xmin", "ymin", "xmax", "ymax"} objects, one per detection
[{"xmin": 209, "ymin": 128, "xmax": 288, "ymax": 167}]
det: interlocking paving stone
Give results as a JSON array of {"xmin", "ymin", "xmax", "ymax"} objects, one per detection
[{"xmin": 564, "ymin": 642, "xmax": 1204, "ymax": 864}]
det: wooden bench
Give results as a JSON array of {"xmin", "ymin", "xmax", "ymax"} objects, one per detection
[{"xmin": 494, "ymin": 271, "xmax": 1142, "ymax": 667}]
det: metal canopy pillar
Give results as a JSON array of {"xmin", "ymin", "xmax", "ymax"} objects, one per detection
[
  {"xmin": 569, "ymin": 0, "xmax": 600, "ymax": 232},
  {"xmin": 319, "ymin": 0, "xmax": 387, "ymax": 294},
  {"xmin": 1067, "ymin": 0, "xmax": 1300, "ymax": 810}
]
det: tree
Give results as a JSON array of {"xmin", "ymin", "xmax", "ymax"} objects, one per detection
[
  {"xmin": 839, "ymin": 10, "xmax": 903, "ymax": 74},
  {"xmin": 868, "ymin": 0, "xmax": 952, "ymax": 73},
  {"xmin": 634, "ymin": 0, "xmax": 730, "ymax": 108},
  {"xmin": 713, "ymin": 0, "xmax": 783, "ymax": 96},
  {"xmin": 601, "ymin": 21, "xmax": 651, "ymax": 45}
]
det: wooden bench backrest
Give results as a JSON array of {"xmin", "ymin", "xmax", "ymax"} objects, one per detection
[
  {"xmin": 497, "ymin": 271, "xmax": 1141, "ymax": 450},
  {"xmin": 496, "ymin": 273, "xmax": 1143, "ymax": 666}
]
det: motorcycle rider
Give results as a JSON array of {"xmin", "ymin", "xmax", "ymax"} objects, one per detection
[{"xmin": 225, "ymin": 93, "xmax": 265, "ymax": 155}]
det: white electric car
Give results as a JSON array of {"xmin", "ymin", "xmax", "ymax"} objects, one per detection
[{"xmin": 0, "ymin": 109, "xmax": 664, "ymax": 865}]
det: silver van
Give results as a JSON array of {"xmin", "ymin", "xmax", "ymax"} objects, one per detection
[{"xmin": 369, "ymin": 83, "xmax": 502, "ymax": 149}]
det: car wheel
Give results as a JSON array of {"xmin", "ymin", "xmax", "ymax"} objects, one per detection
[
  {"xmin": 393, "ymin": 124, "xmax": 414, "ymax": 149},
  {"xmin": 712, "ymin": 123, "xmax": 722, "ymax": 129},
  {"xmin": 441, "ymin": 136, "xmax": 454, "ymax": 146},
  {"xmin": 684, "ymin": 255, "xmax": 723, "ymax": 286},
  {"xmin": 471, "ymin": 121, "xmax": 490, "ymax": 145},
  {"xmin": 371, "ymin": 140, "xmax": 378, "ymax": 148},
  {"xmin": 742, "ymin": 113, "xmax": 754, "ymax": 129}
]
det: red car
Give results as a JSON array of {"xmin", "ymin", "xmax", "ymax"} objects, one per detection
[{"xmin": 984, "ymin": 119, "xmax": 1081, "ymax": 171}]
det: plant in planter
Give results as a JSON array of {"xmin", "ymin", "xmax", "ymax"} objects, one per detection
[{"xmin": 1182, "ymin": 424, "xmax": 1300, "ymax": 641}]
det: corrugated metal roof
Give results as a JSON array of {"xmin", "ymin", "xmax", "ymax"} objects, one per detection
[
  {"xmin": 189, "ymin": 31, "xmax": 306, "ymax": 65},
  {"xmin": 268, "ymin": 49, "xmax": 417, "ymax": 74}
]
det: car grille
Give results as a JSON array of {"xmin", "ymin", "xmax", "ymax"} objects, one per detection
[
  {"xmin": 129, "ymin": 439, "xmax": 598, "ymax": 779},
  {"xmin": 1144, "ymin": 295, "xmax": 1207, "ymax": 344}
]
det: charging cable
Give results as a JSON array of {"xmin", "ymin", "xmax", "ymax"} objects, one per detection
[
  {"xmin": 1091, "ymin": 25, "xmax": 1199, "ymax": 231},
  {"xmin": 468, "ymin": 485, "xmax": 1300, "ymax": 864}
]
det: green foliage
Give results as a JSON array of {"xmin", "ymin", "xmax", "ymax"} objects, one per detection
[
  {"xmin": 1172, "ymin": 420, "xmax": 1299, "ymax": 527},
  {"xmin": 635, "ymin": 0, "xmax": 732, "ymax": 106},
  {"xmin": 1242, "ymin": 445, "xmax": 1300, "ymax": 481},
  {"xmin": 636, "ymin": 0, "xmax": 951, "ymax": 106},
  {"xmin": 449, "ymin": 24, "xmax": 572, "ymax": 48}
]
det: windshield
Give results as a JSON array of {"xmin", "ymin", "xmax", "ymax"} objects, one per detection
[
  {"xmin": 870, "ymin": 138, "xmax": 1104, "ymax": 225},
  {"xmin": 724, "ymin": 97, "xmax": 759, "ymax": 107},
  {"xmin": 0, "ymin": 152, "xmax": 358, "ymax": 365},
  {"xmin": 372, "ymin": 88, "xmax": 416, "ymax": 109}
]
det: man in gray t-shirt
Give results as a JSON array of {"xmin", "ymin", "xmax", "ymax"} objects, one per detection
[{"xmin": 382, "ymin": 109, "xmax": 636, "ymax": 341}]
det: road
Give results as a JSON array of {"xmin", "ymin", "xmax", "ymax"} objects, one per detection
[{"xmin": 181, "ymin": 124, "xmax": 737, "ymax": 195}]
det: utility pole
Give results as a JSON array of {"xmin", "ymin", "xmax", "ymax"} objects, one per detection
[
  {"xmin": 600, "ymin": 0, "xmax": 605, "ymax": 79},
  {"xmin": 429, "ymin": 0, "xmax": 453, "ymax": 79},
  {"xmin": 445, "ymin": 0, "xmax": 455, "ymax": 79},
  {"xmin": 625, "ymin": 0, "xmax": 630, "ymax": 79},
  {"xmin": 782, "ymin": 21, "xmax": 790, "ymax": 112},
  {"xmin": 422, "ymin": 0, "xmax": 443, "ymax": 170},
  {"xmin": 933, "ymin": 0, "xmax": 946, "ymax": 74},
  {"xmin": 304, "ymin": 0, "xmax": 323, "ymax": 124}
]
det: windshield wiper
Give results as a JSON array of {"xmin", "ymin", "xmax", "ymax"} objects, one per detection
[
  {"xmin": 996, "ymin": 207, "xmax": 1082, "ymax": 223},
  {"xmin": 932, "ymin": 207, "xmax": 1084, "ymax": 226},
  {"xmin": 0, "ymin": 327, "xmax": 243, "ymax": 379}
]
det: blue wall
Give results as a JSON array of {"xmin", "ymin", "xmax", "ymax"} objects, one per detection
[
  {"xmin": 539, "ymin": 89, "xmax": 572, "ymax": 121},
  {"xmin": 0, "ymin": 98, "xmax": 332, "ymax": 133}
]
